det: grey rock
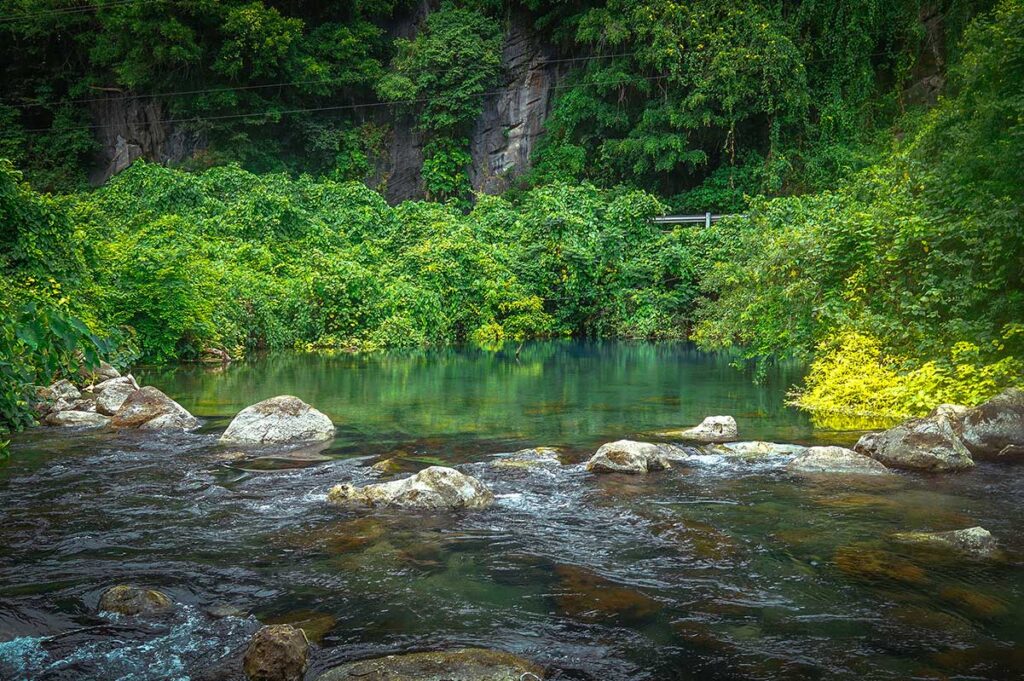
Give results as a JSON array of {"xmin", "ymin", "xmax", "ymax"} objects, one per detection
[
  {"xmin": 658, "ymin": 416, "xmax": 738, "ymax": 443},
  {"xmin": 111, "ymin": 386, "xmax": 199, "ymax": 431},
  {"xmin": 787, "ymin": 446, "xmax": 891, "ymax": 475},
  {"xmin": 95, "ymin": 377, "xmax": 140, "ymax": 415},
  {"xmin": 219, "ymin": 396, "xmax": 334, "ymax": 446},
  {"xmin": 491, "ymin": 447, "xmax": 561, "ymax": 469},
  {"xmin": 855, "ymin": 414, "xmax": 974, "ymax": 472},
  {"xmin": 958, "ymin": 388, "xmax": 1024, "ymax": 459},
  {"xmin": 45, "ymin": 410, "xmax": 110, "ymax": 428},
  {"xmin": 586, "ymin": 440, "xmax": 673, "ymax": 474},
  {"xmin": 243, "ymin": 624, "xmax": 309, "ymax": 681},
  {"xmin": 39, "ymin": 379, "xmax": 81, "ymax": 402},
  {"xmin": 328, "ymin": 466, "xmax": 494, "ymax": 510},
  {"xmin": 705, "ymin": 441, "xmax": 807, "ymax": 459},
  {"xmin": 316, "ymin": 648, "xmax": 545, "ymax": 681},
  {"xmin": 889, "ymin": 526, "xmax": 1000, "ymax": 559}
]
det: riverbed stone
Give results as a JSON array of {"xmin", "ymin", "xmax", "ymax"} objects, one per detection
[
  {"xmin": 705, "ymin": 441, "xmax": 807, "ymax": 459},
  {"xmin": 854, "ymin": 414, "xmax": 974, "ymax": 472},
  {"xmin": 111, "ymin": 386, "xmax": 199, "ymax": 431},
  {"xmin": 553, "ymin": 564, "xmax": 660, "ymax": 622},
  {"xmin": 98, "ymin": 585, "xmax": 173, "ymax": 616},
  {"xmin": 958, "ymin": 388, "xmax": 1024, "ymax": 459},
  {"xmin": 95, "ymin": 376, "xmax": 140, "ymax": 415},
  {"xmin": 243, "ymin": 624, "xmax": 309, "ymax": 681},
  {"xmin": 787, "ymin": 446, "xmax": 891, "ymax": 475},
  {"xmin": 492, "ymin": 447, "xmax": 561, "ymax": 469},
  {"xmin": 661, "ymin": 416, "xmax": 738, "ymax": 443},
  {"xmin": 316, "ymin": 648, "xmax": 545, "ymax": 681},
  {"xmin": 45, "ymin": 410, "xmax": 110, "ymax": 428},
  {"xmin": 220, "ymin": 395, "xmax": 334, "ymax": 446},
  {"xmin": 328, "ymin": 466, "xmax": 494, "ymax": 510},
  {"xmin": 833, "ymin": 544, "xmax": 928, "ymax": 586},
  {"xmin": 889, "ymin": 526, "xmax": 1000, "ymax": 559},
  {"xmin": 586, "ymin": 440, "xmax": 672, "ymax": 473}
]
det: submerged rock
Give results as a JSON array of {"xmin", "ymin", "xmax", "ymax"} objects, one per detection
[
  {"xmin": 659, "ymin": 416, "xmax": 738, "ymax": 443},
  {"xmin": 45, "ymin": 410, "xmax": 110, "ymax": 428},
  {"xmin": 705, "ymin": 441, "xmax": 806, "ymax": 459},
  {"xmin": 889, "ymin": 526, "xmax": 1000, "ymax": 559},
  {"xmin": 833, "ymin": 545, "xmax": 928, "ymax": 586},
  {"xmin": 98, "ymin": 585, "xmax": 173, "ymax": 616},
  {"xmin": 316, "ymin": 648, "xmax": 545, "ymax": 681},
  {"xmin": 787, "ymin": 446, "xmax": 891, "ymax": 475},
  {"xmin": 94, "ymin": 376, "xmax": 140, "ymax": 416},
  {"xmin": 111, "ymin": 387, "xmax": 199, "ymax": 431},
  {"xmin": 371, "ymin": 456, "xmax": 404, "ymax": 475},
  {"xmin": 220, "ymin": 395, "xmax": 334, "ymax": 446},
  {"xmin": 958, "ymin": 388, "xmax": 1024, "ymax": 459},
  {"xmin": 243, "ymin": 624, "xmax": 309, "ymax": 681},
  {"xmin": 491, "ymin": 447, "xmax": 561, "ymax": 469},
  {"xmin": 553, "ymin": 564, "xmax": 661, "ymax": 622},
  {"xmin": 854, "ymin": 414, "xmax": 974, "ymax": 472},
  {"xmin": 585, "ymin": 439, "xmax": 673, "ymax": 474},
  {"xmin": 328, "ymin": 466, "xmax": 494, "ymax": 510}
]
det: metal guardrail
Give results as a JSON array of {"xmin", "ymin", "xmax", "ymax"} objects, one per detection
[{"xmin": 651, "ymin": 212, "xmax": 744, "ymax": 227}]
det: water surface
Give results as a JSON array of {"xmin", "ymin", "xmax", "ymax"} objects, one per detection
[{"xmin": 1, "ymin": 342, "xmax": 1021, "ymax": 680}]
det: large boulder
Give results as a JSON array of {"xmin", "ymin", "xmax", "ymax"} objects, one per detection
[
  {"xmin": 659, "ymin": 416, "xmax": 737, "ymax": 443},
  {"xmin": 98, "ymin": 585, "xmax": 173, "ymax": 616},
  {"xmin": 111, "ymin": 386, "xmax": 199, "ymax": 431},
  {"xmin": 95, "ymin": 376, "xmax": 140, "ymax": 416},
  {"xmin": 787, "ymin": 446, "xmax": 891, "ymax": 475},
  {"xmin": 219, "ymin": 395, "xmax": 334, "ymax": 446},
  {"xmin": 958, "ymin": 388, "xmax": 1024, "ymax": 459},
  {"xmin": 854, "ymin": 414, "xmax": 974, "ymax": 472},
  {"xmin": 585, "ymin": 440, "xmax": 673, "ymax": 474},
  {"xmin": 889, "ymin": 526, "xmax": 1000, "ymax": 559},
  {"xmin": 316, "ymin": 648, "xmax": 545, "ymax": 681},
  {"xmin": 328, "ymin": 466, "xmax": 494, "ymax": 510},
  {"xmin": 243, "ymin": 624, "xmax": 309, "ymax": 681},
  {"xmin": 45, "ymin": 410, "xmax": 110, "ymax": 428}
]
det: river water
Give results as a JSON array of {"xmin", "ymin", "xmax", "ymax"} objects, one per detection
[{"xmin": 1, "ymin": 342, "xmax": 1021, "ymax": 680}]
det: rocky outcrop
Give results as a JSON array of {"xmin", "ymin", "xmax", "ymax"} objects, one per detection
[
  {"xmin": 243, "ymin": 624, "xmax": 309, "ymax": 681},
  {"xmin": 219, "ymin": 396, "xmax": 334, "ymax": 446},
  {"xmin": 111, "ymin": 386, "xmax": 199, "ymax": 431},
  {"xmin": 328, "ymin": 466, "xmax": 494, "ymax": 510},
  {"xmin": 98, "ymin": 585, "xmax": 173, "ymax": 616},
  {"xmin": 45, "ymin": 410, "xmax": 110, "ymax": 428},
  {"xmin": 94, "ymin": 376, "xmax": 140, "ymax": 416},
  {"xmin": 958, "ymin": 388, "xmax": 1024, "ymax": 459},
  {"xmin": 491, "ymin": 447, "xmax": 561, "ymax": 469},
  {"xmin": 658, "ymin": 416, "xmax": 738, "ymax": 443},
  {"xmin": 585, "ymin": 440, "xmax": 674, "ymax": 474},
  {"xmin": 854, "ymin": 413, "xmax": 974, "ymax": 472},
  {"xmin": 889, "ymin": 526, "xmax": 1000, "ymax": 559},
  {"xmin": 787, "ymin": 446, "xmax": 891, "ymax": 475},
  {"xmin": 316, "ymin": 648, "xmax": 545, "ymax": 681}
]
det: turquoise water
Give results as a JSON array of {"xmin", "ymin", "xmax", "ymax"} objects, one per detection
[{"xmin": 0, "ymin": 342, "xmax": 1021, "ymax": 680}]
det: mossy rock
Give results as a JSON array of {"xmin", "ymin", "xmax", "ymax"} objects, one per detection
[{"xmin": 98, "ymin": 585, "xmax": 173, "ymax": 616}]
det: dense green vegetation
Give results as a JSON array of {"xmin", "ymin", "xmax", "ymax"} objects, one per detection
[{"xmin": 1, "ymin": 0, "xmax": 1021, "ymax": 437}]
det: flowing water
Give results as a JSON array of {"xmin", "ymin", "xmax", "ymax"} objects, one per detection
[{"xmin": 1, "ymin": 342, "xmax": 1022, "ymax": 680}]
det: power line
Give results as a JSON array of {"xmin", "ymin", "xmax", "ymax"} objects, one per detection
[
  {"xmin": 18, "ymin": 73, "xmax": 670, "ymax": 134},
  {"xmin": 0, "ymin": 0, "xmax": 162, "ymax": 23},
  {"xmin": 2, "ymin": 51, "xmax": 646, "ymax": 108}
]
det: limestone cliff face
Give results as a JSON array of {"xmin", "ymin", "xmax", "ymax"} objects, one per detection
[{"xmin": 87, "ymin": 95, "xmax": 204, "ymax": 186}]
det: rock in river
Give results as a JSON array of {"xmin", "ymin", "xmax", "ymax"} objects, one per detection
[
  {"xmin": 45, "ymin": 410, "xmax": 110, "ymax": 428},
  {"xmin": 243, "ymin": 624, "xmax": 309, "ymax": 681},
  {"xmin": 704, "ymin": 441, "xmax": 806, "ymax": 459},
  {"xmin": 491, "ymin": 447, "xmax": 561, "ymax": 469},
  {"xmin": 220, "ymin": 395, "xmax": 334, "ymax": 446},
  {"xmin": 328, "ymin": 466, "xmax": 494, "ymax": 510},
  {"xmin": 94, "ymin": 376, "xmax": 140, "ymax": 416},
  {"xmin": 659, "ymin": 416, "xmax": 738, "ymax": 443},
  {"xmin": 787, "ymin": 446, "xmax": 891, "ymax": 475},
  {"xmin": 889, "ymin": 526, "xmax": 1000, "ymax": 559},
  {"xmin": 316, "ymin": 648, "xmax": 545, "ymax": 681},
  {"xmin": 586, "ymin": 439, "xmax": 674, "ymax": 474},
  {"xmin": 854, "ymin": 413, "xmax": 974, "ymax": 472},
  {"xmin": 958, "ymin": 388, "xmax": 1024, "ymax": 459},
  {"xmin": 111, "ymin": 386, "xmax": 199, "ymax": 431},
  {"xmin": 98, "ymin": 585, "xmax": 173, "ymax": 616}
]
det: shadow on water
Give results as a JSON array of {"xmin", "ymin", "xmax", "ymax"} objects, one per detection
[{"xmin": 0, "ymin": 341, "xmax": 1022, "ymax": 680}]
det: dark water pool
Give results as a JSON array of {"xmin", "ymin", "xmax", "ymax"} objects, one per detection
[{"xmin": 1, "ymin": 342, "xmax": 1022, "ymax": 680}]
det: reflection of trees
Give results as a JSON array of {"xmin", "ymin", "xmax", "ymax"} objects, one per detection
[{"xmin": 137, "ymin": 342, "xmax": 812, "ymax": 443}]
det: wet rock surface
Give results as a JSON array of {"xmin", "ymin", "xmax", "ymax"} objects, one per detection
[
  {"xmin": 220, "ymin": 395, "xmax": 335, "ymax": 446},
  {"xmin": 316, "ymin": 648, "xmax": 545, "ymax": 681},
  {"xmin": 243, "ymin": 624, "xmax": 309, "ymax": 681},
  {"xmin": 98, "ymin": 585, "xmax": 174, "ymax": 616},
  {"xmin": 855, "ymin": 414, "xmax": 974, "ymax": 472},
  {"xmin": 328, "ymin": 466, "xmax": 495, "ymax": 510}
]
